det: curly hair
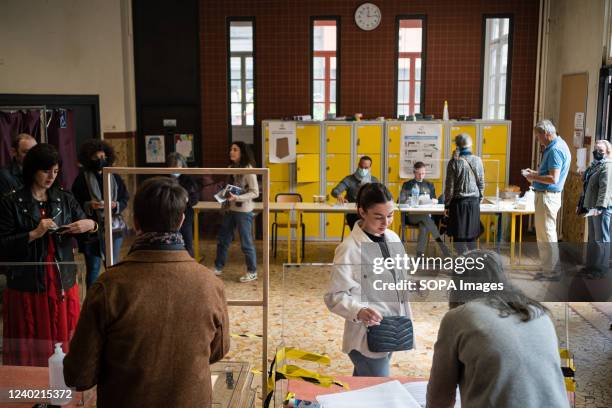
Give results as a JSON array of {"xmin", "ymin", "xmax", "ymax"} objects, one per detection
[{"xmin": 78, "ymin": 139, "xmax": 116, "ymax": 167}]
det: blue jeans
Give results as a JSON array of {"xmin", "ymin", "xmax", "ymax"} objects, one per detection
[
  {"xmin": 348, "ymin": 350, "xmax": 391, "ymax": 377},
  {"xmin": 84, "ymin": 236, "xmax": 124, "ymax": 288},
  {"xmin": 586, "ymin": 208, "xmax": 611, "ymax": 274},
  {"xmin": 215, "ymin": 211, "xmax": 257, "ymax": 273}
]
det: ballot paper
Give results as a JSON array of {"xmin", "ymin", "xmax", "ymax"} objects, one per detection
[
  {"xmin": 402, "ymin": 381, "xmax": 461, "ymax": 408},
  {"xmin": 316, "ymin": 380, "xmax": 420, "ymax": 408}
]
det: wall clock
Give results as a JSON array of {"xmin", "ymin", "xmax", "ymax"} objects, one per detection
[{"xmin": 355, "ymin": 3, "xmax": 381, "ymax": 31}]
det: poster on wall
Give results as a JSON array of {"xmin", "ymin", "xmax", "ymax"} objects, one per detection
[
  {"xmin": 174, "ymin": 133, "xmax": 194, "ymax": 161},
  {"xmin": 268, "ymin": 121, "xmax": 296, "ymax": 163},
  {"xmin": 145, "ymin": 135, "xmax": 165, "ymax": 163},
  {"xmin": 399, "ymin": 123, "xmax": 443, "ymax": 179}
]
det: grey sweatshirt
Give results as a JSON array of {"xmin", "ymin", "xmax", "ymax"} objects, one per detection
[
  {"xmin": 444, "ymin": 154, "xmax": 485, "ymax": 206},
  {"xmin": 426, "ymin": 300, "xmax": 569, "ymax": 408},
  {"xmin": 228, "ymin": 165, "xmax": 259, "ymax": 213}
]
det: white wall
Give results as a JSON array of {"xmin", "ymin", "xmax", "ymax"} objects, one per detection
[
  {"xmin": 0, "ymin": 0, "xmax": 136, "ymax": 133},
  {"xmin": 543, "ymin": 0, "xmax": 608, "ymax": 139}
]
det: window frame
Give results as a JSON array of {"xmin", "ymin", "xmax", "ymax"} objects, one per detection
[
  {"xmin": 480, "ymin": 14, "xmax": 514, "ymax": 120},
  {"xmin": 226, "ymin": 17, "xmax": 256, "ymax": 145},
  {"xmin": 310, "ymin": 16, "xmax": 340, "ymax": 120},
  {"xmin": 395, "ymin": 15, "xmax": 427, "ymax": 118}
]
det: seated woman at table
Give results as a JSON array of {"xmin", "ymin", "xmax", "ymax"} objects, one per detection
[
  {"xmin": 426, "ymin": 250, "xmax": 569, "ymax": 408},
  {"xmin": 0, "ymin": 144, "xmax": 96, "ymax": 366},
  {"xmin": 325, "ymin": 183, "xmax": 414, "ymax": 377}
]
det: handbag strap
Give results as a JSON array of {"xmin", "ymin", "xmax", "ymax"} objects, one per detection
[{"xmin": 460, "ymin": 156, "xmax": 481, "ymax": 191}]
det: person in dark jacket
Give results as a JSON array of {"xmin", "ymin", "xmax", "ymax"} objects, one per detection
[
  {"xmin": 0, "ymin": 143, "xmax": 96, "ymax": 366},
  {"xmin": 0, "ymin": 133, "xmax": 37, "ymax": 196},
  {"xmin": 166, "ymin": 152, "xmax": 201, "ymax": 257},
  {"xmin": 71, "ymin": 139, "xmax": 129, "ymax": 288}
]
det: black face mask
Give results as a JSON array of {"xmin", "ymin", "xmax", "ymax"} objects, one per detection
[
  {"xmin": 593, "ymin": 150, "xmax": 604, "ymax": 161},
  {"xmin": 90, "ymin": 158, "xmax": 107, "ymax": 171}
]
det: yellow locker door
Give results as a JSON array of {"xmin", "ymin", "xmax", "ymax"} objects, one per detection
[
  {"xmin": 296, "ymin": 124, "xmax": 321, "ymax": 154},
  {"xmin": 356, "ymin": 124, "xmax": 383, "ymax": 155},
  {"xmin": 387, "ymin": 182, "xmax": 402, "ymax": 236},
  {"xmin": 482, "ymin": 154, "xmax": 507, "ymax": 184},
  {"xmin": 483, "ymin": 183, "xmax": 502, "ymax": 197},
  {"xmin": 326, "ymin": 124, "xmax": 352, "ymax": 154},
  {"xmin": 296, "ymin": 154, "xmax": 320, "ymax": 183},
  {"xmin": 296, "ymin": 182, "xmax": 321, "ymax": 237},
  {"xmin": 482, "ymin": 124, "xmax": 508, "ymax": 155},
  {"xmin": 326, "ymin": 154, "xmax": 351, "ymax": 182},
  {"xmin": 433, "ymin": 182, "xmax": 443, "ymax": 201},
  {"xmin": 325, "ymin": 182, "xmax": 347, "ymax": 239},
  {"xmin": 450, "ymin": 124, "xmax": 478, "ymax": 142},
  {"xmin": 388, "ymin": 154, "xmax": 401, "ymax": 183},
  {"xmin": 387, "ymin": 124, "xmax": 401, "ymax": 154}
]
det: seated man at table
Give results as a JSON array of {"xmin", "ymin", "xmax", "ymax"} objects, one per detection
[
  {"xmin": 331, "ymin": 155, "xmax": 379, "ymax": 231},
  {"xmin": 399, "ymin": 161, "xmax": 447, "ymax": 257},
  {"xmin": 64, "ymin": 177, "xmax": 230, "ymax": 408}
]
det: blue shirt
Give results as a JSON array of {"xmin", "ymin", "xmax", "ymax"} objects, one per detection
[{"xmin": 532, "ymin": 137, "xmax": 571, "ymax": 192}]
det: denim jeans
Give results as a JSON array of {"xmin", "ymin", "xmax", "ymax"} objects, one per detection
[
  {"xmin": 84, "ymin": 236, "xmax": 124, "ymax": 288},
  {"xmin": 586, "ymin": 207, "xmax": 611, "ymax": 274},
  {"xmin": 215, "ymin": 211, "xmax": 257, "ymax": 273},
  {"xmin": 348, "ymin": 350, "xmax": 391, "ymax": 377}
]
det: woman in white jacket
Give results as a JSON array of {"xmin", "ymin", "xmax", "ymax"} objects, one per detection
[{"xmin": 324, "ymin": 183, "xmax": 414, "ymax": 376}]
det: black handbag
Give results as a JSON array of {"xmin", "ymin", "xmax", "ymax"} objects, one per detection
[{"xmin": 367, "ymin": 316, "xmax": 414, "ymax": 353}]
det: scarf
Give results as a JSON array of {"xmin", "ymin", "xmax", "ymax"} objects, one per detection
[
  {"xmin": 84, "ymin": 170, "xmax": 118, "ymax": 220},
  {"xmin": 129, "ymin": 231, "xmax": 185, "ymax": 253}
]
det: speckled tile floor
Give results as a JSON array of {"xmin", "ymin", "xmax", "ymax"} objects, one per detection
[{"xmin": 197, "ymin": 239, "xmax": 611, "ymax": 408}]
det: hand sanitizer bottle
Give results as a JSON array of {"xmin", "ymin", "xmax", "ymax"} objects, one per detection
[
  {"xmin": 49, "ymin": 342, "xmax": 69, "ymax": 405},
  {"xmin": 443, "ymin": 100, "xmax": 449, "ymax": 121}
]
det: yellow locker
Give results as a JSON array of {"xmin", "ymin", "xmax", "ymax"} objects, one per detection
[
  {"xmin": 482, "ymin": 154, "xmax": 507, "ymax": 184},
  {"xmin": 326, "ymin": 125, "xmax": 351, "ymax": 153},
  {"xmin": 296, "ymin": 182, "xmax": 321, "ymax": 237},
  {"xmin": 264, "ymin": 126, "xmax": 290, "ymax": 182},
  {"xmin": 296, "ymin": 154, "xmax": 320, "ymax": 183},
  {"xmin": 356, "ymin": 124, "xmax": 383, "ymax": 154},
  {"xmin": 296, "ymin": 124, "xmax": 320, "ymax": 154},
  {"xmin": 387, "ymin": 182, "xmax": 402, "ymax": 235},
  {"xmin": 325, "ymin": 182, "xmax": 347, "ymax": 239},
  {"xmin": 450, "ymin": 124, "xmax": 478, "ymax": 142},
  {"xmin": 388, "ymin": 154, "xmax": 401, "ymax": 182},
  {"xmin": 387, "ymin": 124, "xmax": 401, "ymax": 154},
  {"xmin": 482, "ymin": 124, "xmax": 508, "ymax": 155},
  {"xmin": 484, "ymin": 183, "xmax": 502, "ymax": 197},
  {"xmin": 433, "ymin": 182, "xmax": 443, "ymax": 201},
  {"xmin": 326, "ymin": 154, "xmax": 351, "ymax": 182}
]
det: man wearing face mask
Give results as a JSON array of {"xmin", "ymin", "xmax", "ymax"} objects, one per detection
[
  {"xmin": 331, "ymin": 156, "xmax": 379, "ymax": 230},
  {"xmin": 0, "ymin": 133, "xmax": 37, "ymax": 196},
  {"xmin": 71, "ymin": 139, "xmax": 129, "ymax": 287}
]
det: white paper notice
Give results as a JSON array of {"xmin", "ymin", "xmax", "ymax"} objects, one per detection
[
  {"xmin": 400, "ymin": 123, "xmax": 443, "ymax": 179},
  {"xmin": 269, "ymin": 121, "xmax": 296, "ymax": 163},
  {"xmin": 573, "ymin": 130, "xmax": 584, "ymax": 148},
  {"xmin": 402, "ymin": 381, "xmax": 461, "ymax": 408},
  {"xmin": 574, "ymin": 112, "xmax": 585, "ymax": 130},
  {"xmin": 576, "ymin": 147, "xmax": 587, "ymax": 172},
  {"xmin": 316, "ymin": 380, "xmax": 420, "ymax": 408}
]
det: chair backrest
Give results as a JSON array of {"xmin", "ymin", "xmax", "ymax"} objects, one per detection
[{"xmin": 275, "ymin": 193, "xmax": 302, "ymax": 223}]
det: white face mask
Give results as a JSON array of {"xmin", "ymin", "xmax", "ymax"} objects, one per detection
[
  {"xmin": 357, "ymin": 168, "xmax": 370, "ymax": 178},
  {"xmin": 171, "ymin": 173, "xmax": 180, "ymax": 178}
]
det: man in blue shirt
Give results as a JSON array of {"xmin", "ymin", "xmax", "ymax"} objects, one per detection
[{"xmin": 523, "ymin": 119, "xmax": 571, "ymax": 278}]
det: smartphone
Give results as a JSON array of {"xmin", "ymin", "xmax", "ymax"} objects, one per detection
[{"xmin": 50, "ymin": 226, "xmax": 70, "ymax": 234}]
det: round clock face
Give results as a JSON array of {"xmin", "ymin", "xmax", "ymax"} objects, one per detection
[{"xmin": 355, "ymin": 3, "xmax": 381, "ymax": 31}]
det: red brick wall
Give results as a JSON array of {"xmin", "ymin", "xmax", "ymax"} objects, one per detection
[{"xmin": 200, "ymin": 0, "xmax": 539, "ymax": 186}]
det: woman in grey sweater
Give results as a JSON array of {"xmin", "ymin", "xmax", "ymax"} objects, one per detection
[
  {"xmin": 213, "ymin": 142, "xmax": 259, "ymax": 282},
  {"xmin": 444, "ymin": 134, "xmax": 484, "ymax": 253},
  {"xmin": 579, "ymin": 140, "xmax": 612, "ymax": 277},
  {"xmin": 426, "ymin": 250, "xmax": 569, "ymax": 408}
]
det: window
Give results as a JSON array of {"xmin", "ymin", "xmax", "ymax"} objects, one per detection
[
  {"xmin": 312, "ymin": 19, "xmax": 338, "ymax": 121},
  {"xmin": 482, "ymin": 17, "xmax": 512, "ymax": 120},
  {"xmin": 228, "ymin": 20, "xmax": 255, "ymax": 143},
  {"xmin": 396, "ymin": 18, "xmax": 425, "ymax": 118}
]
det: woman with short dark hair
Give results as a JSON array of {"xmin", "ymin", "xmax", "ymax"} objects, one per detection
[
  {"xmin": 426, "ymin": 250, "xmax": 569, "ymax": 408},
  {"xmin": 0, "ymin": 143, "xmax": 96, "ymax": 366},
  {"xmin": 71, "ymin": 139, "xmax": 129, "ymax": 288},
  {"xmin": 325, "ymin": 183, "xmax": 414, "ymax": 377}
]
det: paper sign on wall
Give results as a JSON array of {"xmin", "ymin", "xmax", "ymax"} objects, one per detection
[
  {"xmin": 269, "ymin": 121, "xmax": 296, "ymax": 163},
  {"xmin": 399, "ymin": 123, "xmax": 443, "ymax": 179},
  {"xmin": 174, "ymin": 133, "xmax": 194, "ymax": 161},
  {"xmin": 574, "ymin": 112, "xmax": 585, "ymax": 130},
  {"xmin": 145, "ymin": 135, "xmax": 165, "ymax": 163}
]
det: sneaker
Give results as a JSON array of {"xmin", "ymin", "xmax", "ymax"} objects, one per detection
[
  {"xmin": 213, "ymin": 268, "xmax": 223, "ymax": 276},
  {"xmin": 239, "ymin": 272, "xmax": 257, "ymax": 283}
]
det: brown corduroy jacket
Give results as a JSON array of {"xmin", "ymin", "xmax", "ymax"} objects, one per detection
[{"xmin": 64, "ymin": 250, "xmax": 230, "ymax": 408}]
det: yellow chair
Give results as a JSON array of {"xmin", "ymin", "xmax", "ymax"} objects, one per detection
[{"xmin": 271, "ymin": 193, "xmax": 305, "ymax": 258}]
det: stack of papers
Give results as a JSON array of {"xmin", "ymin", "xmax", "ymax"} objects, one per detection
[
  {"xmin": 214, "ymin": 184, "xmax": 244, "ymax": 203},
  {"xmin": 402, "ymin": 381, "xmax": 461, "ymax": 408},
  {"xmin": 316, "ymin": 380, "xmax": 420, "ymax": 408}
]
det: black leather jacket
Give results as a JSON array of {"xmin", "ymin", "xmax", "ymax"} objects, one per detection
[{"xmin": 0, "ymin": 186, "xmax": 89, "ymax": 292}]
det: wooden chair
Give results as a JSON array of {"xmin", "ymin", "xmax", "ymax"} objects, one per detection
[{"xmin": 271, "ymin": 193, "xmax": 305, "ymax": 258}]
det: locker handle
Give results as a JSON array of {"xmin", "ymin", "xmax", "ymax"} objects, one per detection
[
  {"xmin": 327, "ymin": 138, "xmax": 330, "ymax": 142},
  {"xmin": 296, "ymin": 138, "xmax": 300, "ymax": 145},
  {"xmin": 326, "ymin": 221, "xmax": 330, "ymax": 226},
  {"xmin": 357, "ymin": 138, "xmax": 360, "ymax": 146},
  {"xmin": 326, "ymin": 166, "xmax": 330, "ymax": 170},
  {"xmin": 388, "ymin": 167, "xmax": 392, "ymax": 173}
]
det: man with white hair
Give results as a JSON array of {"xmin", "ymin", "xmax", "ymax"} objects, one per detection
[{"xmin": 523, "ymin": 120, "xmax": 571, "ymax": 278}]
